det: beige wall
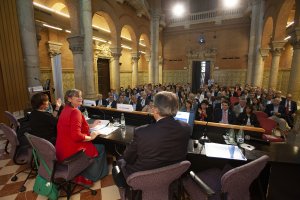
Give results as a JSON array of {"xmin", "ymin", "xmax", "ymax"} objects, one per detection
[{"xmin": 163, "ymin": 18, "xmax": 250, "ymax": 72}]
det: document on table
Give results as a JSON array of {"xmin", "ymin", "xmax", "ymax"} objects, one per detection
[
  {"xmin": 205, "ymin": 143, "xmax": 247, "ymax": 161},
  {"xmin": 95, "ymin": 126, "xmax": 119, "ymax": 136},
  {"xmin": 89, "ymin": 120, "xmax": 110, "ymax": 132}
]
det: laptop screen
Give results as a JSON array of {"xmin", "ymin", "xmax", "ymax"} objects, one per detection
[
  {"xmin": 174, "ymin": 111, "xmax": 190, "ymax": 123},
  {"xmin": 174, "ymin": 111, "xmax": 195, "ymax": 135}
]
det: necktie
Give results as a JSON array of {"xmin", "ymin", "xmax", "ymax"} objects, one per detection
[
  {"xmin": 222, "ymin": 110, "xmax": 228, "ymax": 124},
  {"xmin": 286, "ymin": 101, "xmax": 290, "ymax": 114}
]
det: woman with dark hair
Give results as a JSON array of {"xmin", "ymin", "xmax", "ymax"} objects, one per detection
[
  {"xmin": 29, "ymin": 93, "xmax": 61, "ymax": 145},
  {"xmin": 56, "ymin": 89, "xmax": 108, "ymax": 187},
  {"xmin": 237, "ymin": 105, "xmax": 260, "ymax": 127},
  {"xmin": 180, "ymin": 100, "xmax": 193, "ymax": 112},
  {"xmin": 195, "ymin": 100, "xmax": 213, "ymax": 121}
]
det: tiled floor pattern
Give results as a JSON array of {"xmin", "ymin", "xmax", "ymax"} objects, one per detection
[{"xmin": 0, "ymin": 130, "xmax": 121, "ymax": 200}]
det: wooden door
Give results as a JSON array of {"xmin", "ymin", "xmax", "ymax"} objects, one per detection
[{"xmin": 97, "ymin": 58, "xmax": 110, "ymax": 98}]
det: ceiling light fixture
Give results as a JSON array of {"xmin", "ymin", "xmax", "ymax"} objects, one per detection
[
  {"xmin": 92, "ymin": 25, "xmax": 111, "ymax": 33},
  {"xmin": 172, "ymin": 3, "xmax": 185, "ymax": 17},
  {"xmin": 43, "ymin": 24, "xmax": 62, "ymax": 31},
  {"xmin": 223, "ymin": 0, "xmax": 239, "ymax": 9},
  {"xmin": 33, "ymin": 2, "xmax": 70, "ymax": 18}
]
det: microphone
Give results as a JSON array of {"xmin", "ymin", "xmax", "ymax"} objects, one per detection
[
  {"xmin": 34, "ymin": 77, "xmax": 42, "ymax": 84},
  {"xmin": 199, "ymin": 121, "xmax": 210, "ymax": 144}
]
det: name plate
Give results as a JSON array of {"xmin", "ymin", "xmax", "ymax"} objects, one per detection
[
  {"xmin": 83, "ymin": 99, "xmax": 96, "ymax": 106},
  {"xmin": 117, "ymin": 103, "xmax": 134, "ymax": 112}
]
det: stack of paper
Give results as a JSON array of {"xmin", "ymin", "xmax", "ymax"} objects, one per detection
[
  {"xmin": 205, "ymin": 143, "xmax": 247, "ymax": 161},
  {"xmin": 90, "ymin": 120, "xmax": 110, "ymax": 132}
]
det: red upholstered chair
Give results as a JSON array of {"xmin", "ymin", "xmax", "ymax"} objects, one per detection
[
  {"xmin": 230, "ymin": 97, "xmax": 240, "ymax": 106},
  {"xmin": 258, "ymin": 118, "xmax": 277, "ymax": 135},
  {"xmin": 183, "ymin": 155, "xmax": 269, "ymax": 200},
  {"xmin": 254, "ymin": 111, "xmax": 268, "ymax": 119}
]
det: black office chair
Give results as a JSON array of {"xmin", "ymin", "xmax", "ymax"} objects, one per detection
[
  {"xmin": 0, "ymin": 123, "xmax": 33, "ymax": 192},
  {"xmin": 25, "ymin": 133, "xmax": 97, "ymax": 199}
]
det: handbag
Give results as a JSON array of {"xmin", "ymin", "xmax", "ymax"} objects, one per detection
[{"xmin": 32, "ymin": 149, "xmax": 59, "ymax": 200}]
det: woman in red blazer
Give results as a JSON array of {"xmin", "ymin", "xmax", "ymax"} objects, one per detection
[{"xmin": 56, "ymin": 89, "xmax": 108, "ymax": 186}]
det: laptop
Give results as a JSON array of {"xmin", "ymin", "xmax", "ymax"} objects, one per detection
[{"xmin": 174, "ymin": 111, "xmax": 195, "ymax": 135}]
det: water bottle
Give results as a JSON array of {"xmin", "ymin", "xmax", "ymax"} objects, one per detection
[
  {"xmin": 120, "ymin": 113, "xmax": 126, "ymax": 128},
  {"xmin": 237, "ymin": 129, "xmax": 244, "ymax": 144},
  {"xmin": 228, "ymin": 129, "xmax": 235, "ymax": 144},
  {"xmin": 83, "ymin": 109, "xmax": 89, "ymax": 119}
]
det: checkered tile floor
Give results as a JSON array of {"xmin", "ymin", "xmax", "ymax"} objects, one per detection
[{"xmin": 0, "ymin": 130, "xmax": 121, "ymax": 200}]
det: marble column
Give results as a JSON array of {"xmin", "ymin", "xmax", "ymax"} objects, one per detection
[
  {"xmin": 146, "ymin": 54, "xmax": 152, "ymax": 83},
  {"xmin": 16, "ymin": 0, "xmax": 41, "ymax": 87},
  {"xmin": 80, "ymin": 0, "xmax": 96, "ymax": 99},
  {"xmin": 252, "ymin": 0, "xmax": 265, "ymax": 86},
  {"xmin": 150, "ymin": 13, "xmax": 160, "ymax": 84},
  {"xmin": 110, "ymin": 48, "xmax": 122, "ymax": 91},
  {"xmin": 253, "ymin": 48, "xmax": 270, "ymax": 87},
  {"xmin": 131, "ymin": 53, "xmax": 140, "ymax": 88},
  {"xmin": 47, "ymin": 41, "xmax": 64, "ymax": 99},
  {"xmin": 158, "ymin": 56, "xmax": 163, "ymax": 84},
  {"xmin": 67, "ymin": 35, "xmax": 84, "ymax": 92},
  {"xmin": 288, "ymin": 27, "xmax": 300, "ymax": 98},
  {"xmin": 268, "ymin": 41, "xmax": 285, "ymax": 89},
  {"xmin": 246, "ymin": 0, "xmax": 260, "ymax": 84}
]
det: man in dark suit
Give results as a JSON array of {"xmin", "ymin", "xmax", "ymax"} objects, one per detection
[
  {"xmin": 136, "ymin": 92, "xmax": 150, "ymax": 111},
  {"xmin": 106, "ymin": 93, "xmax": 117, "ymax": 108},
  {"xmin": 280, "ymin": 93, "xmax": 297, "ymax": 127},
  {"xmin": 95, "ymin": 93, "xmax": 107, "ymax": 107},
  {"xmin": 121, "ymin": 91, "xmax": 190, "ymax": 176},
  {"xmin": 214, "ymin": 100, "xmax": 236, "ymax": 124},
  {"xmin": 265, "ymin": 97, "xmax": 290, "ymax": 132}
]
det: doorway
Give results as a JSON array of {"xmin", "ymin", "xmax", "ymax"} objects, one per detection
[
  {"xmin": 191, "ymin": 61, "xmax": 210, "ymax": 93},
  {"xmin": 97, "ymin": 58, "xmax": 110, "ymax": 98}
]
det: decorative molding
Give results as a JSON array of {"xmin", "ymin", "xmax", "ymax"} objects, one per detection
[
  {"xmin": 94, "ymin": 42, "xmax": 111, "ymax": 59},
  {"xmin": 47, "ymin": 41, "xmax": 63, "ymax": 57},
  {"xmin": 67, "ymin": 35, "xmax": 84, "ymax": 54}
]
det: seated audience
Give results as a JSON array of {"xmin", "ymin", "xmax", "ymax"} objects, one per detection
[
  {"xmin": 237, "ymin": 105, "xmax": 260, "ymax": 127},
  {"xmin": 265, "ymin": 97, "xmax": 290, "ymax": 133},
  {"xmin": 29, "ymin": 93, "xmax": 61, "ymax": 145},
  {"xmin": 106, "ymin": 93, "xmax": 117, "ymax": 108},
  {"xmin": 180, "ymin": 100, "xmax": 193, "ymax": 112},
  {"xmin": 56, "ymin": 89, "xmax": 108, "ymax": 186},
  {"xmin": 233, "ymin": 97, "xmax": 247, "ymax": 117},
  {"xmin": 214, "ymin": 100, "xmax": 236, "ymax": 124},
  {"xmin": 96, "ymin": 93, "xmax": 107, "ymax": 107},
  {"xmin": 195, "ymin": 100, "xmax": 213, "ymax": 121},
  {"xmin": 142, "ymin": 99, "xmax": 154, "ymax": 113},
  {"xmin": 280, "ymin": 93, "xmax": 297, "ymax": 128}
]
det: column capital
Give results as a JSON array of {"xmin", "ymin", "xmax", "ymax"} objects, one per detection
[
  {"xmin": 67, "ymin": 35, "xmax": 84, "ymax": 54},
  {"xmin": 47, "ymin": 41, "xmax": 63, "ymax": 57},
  {"xmin": 259, "ymin": 48, "xmax": 270, "ymax": 60},
  {"xmin": 290, "ymin": 27, "xmax": 300, "ymax": 49},
  {"xmin": 131, "ymin": 52, "xmax": 140, "ymax": 61},
  {"xmin": 271, "ymin": 40, "xmax": 286, "ymax": 56},
  {"xmin": 110, "ymin": 47, "xmax": 122, "ymax": 58}
]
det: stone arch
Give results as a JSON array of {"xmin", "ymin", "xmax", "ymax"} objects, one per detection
[
  {"xmin": 119, "ymin": 14, "xmax": 139, "ymax": 51},
  {"xmin": 273, "ymin": 0, "xmax": 295, "ymax": 40},
  {"xmin": 92, "ymin": 11, "xmax": 118, "ymax": 47},
  {"xmin": 92, "ymin": 1, "xmax": 120, "ymax": 47},
  {"xmin": 261, "ymin": 16, "xmax": 274, "ymax": 48}
]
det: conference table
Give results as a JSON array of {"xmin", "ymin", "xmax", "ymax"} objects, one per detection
[{"xmin": 88, "ymin": 106, "xmax": 300, "ymax": 200}]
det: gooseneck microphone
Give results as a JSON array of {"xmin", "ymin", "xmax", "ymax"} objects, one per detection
[{"xmin": 199, "ymin": 120, "xmax": 210, "ymax": 144}]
